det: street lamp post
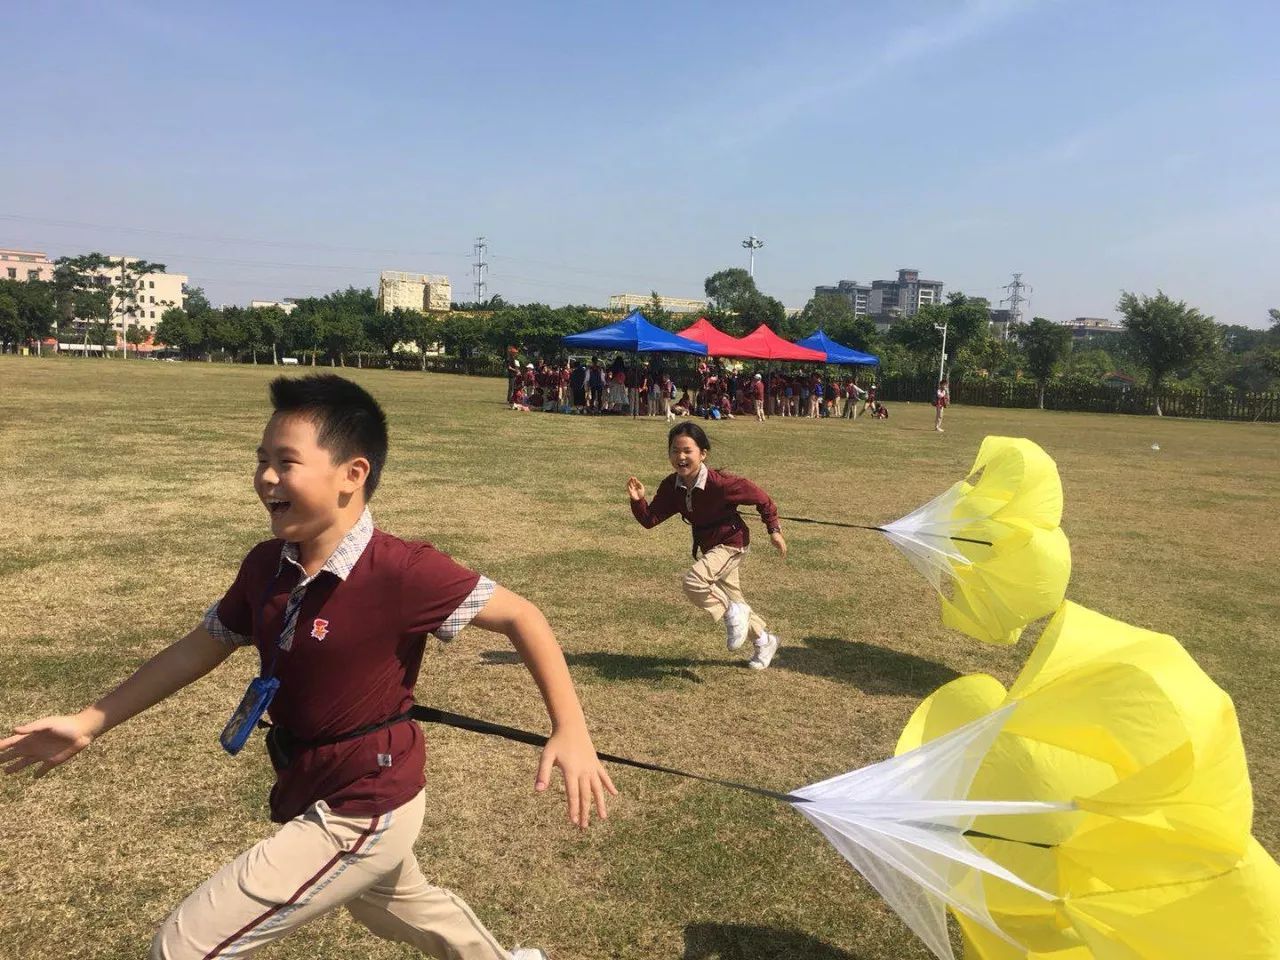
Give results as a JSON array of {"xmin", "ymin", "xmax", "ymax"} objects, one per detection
[
  {"xmin": 742, "ymin": 235, "xmax": 764, "ymax": 278},
  {"xmin": 934, "ymin": 322, "xmax": 948, "ymax": 384}
]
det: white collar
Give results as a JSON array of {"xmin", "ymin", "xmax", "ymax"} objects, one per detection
[{"xmin": 675, "ymin": 463, "xmax": 708, "ymax": 492}]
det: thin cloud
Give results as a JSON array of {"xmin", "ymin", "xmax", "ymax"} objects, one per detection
[{"xmin": 660, "ymin": 0, "xmax": 1046, "ymax": 151}]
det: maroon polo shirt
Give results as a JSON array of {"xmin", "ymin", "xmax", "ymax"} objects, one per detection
[
  {"xmin": 631, "ymin": 467, "xmax": 780, "ymax": 556},
  {"xmin": 215, "ymin": 530, "xmax": 481, "ymax": 822}
]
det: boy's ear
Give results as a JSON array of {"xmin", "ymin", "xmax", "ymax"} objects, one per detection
[{"xmin": 340, "ymin": 456, "xmax": 371, "ymax": 495}]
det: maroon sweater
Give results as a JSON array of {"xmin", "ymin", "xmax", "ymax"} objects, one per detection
[{"xmin": 631, "ymin": 467, "xmax": 780, "ymax": 556}]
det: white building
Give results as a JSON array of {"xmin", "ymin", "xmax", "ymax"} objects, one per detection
[
  {"xmin": 378, "ymin": 271, "xmax": 451, "ymax": 314},
  {"xmin": 1, "ymin": 248, "xmax": 55, "ymax": 282},
  {"xmin": 90, "ymin": 256, "xmax": 188, "ymax": 334},
  {"xmin": 250, "ymin": 299, "xmax": 298, "ymax": 314},
  {"xmin": 1063, "ymin": 317, "xmax": 1124, "ymax": 340},
  {"xmin": 608, "ymin": 293, "xmax": 708, "ymax": 314}
]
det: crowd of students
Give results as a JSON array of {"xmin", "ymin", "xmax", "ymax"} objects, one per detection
[{"xmin": 504, "ymin": 352, "xmax": 891, "ymax": 422}]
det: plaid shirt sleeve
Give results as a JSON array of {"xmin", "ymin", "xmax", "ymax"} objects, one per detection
[
  {"xmin": 201, "ymin": 601, "xmax": 252, "ymax": 648},
  {"xmin": 435, "ymin": 576, "xmax": 496, "ymax": 641}
]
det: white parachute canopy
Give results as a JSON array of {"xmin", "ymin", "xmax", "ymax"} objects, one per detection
[{"xmin": 790, "ymin": 705, "xmax": 1073, "ymax": 960}]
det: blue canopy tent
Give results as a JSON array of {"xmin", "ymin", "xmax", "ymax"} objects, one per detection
[
  {"xmin": 796, "ymin": 329, "xmax": 879, "ymax": 366},
  {"xmin": 562, "ymin": 310, "xmax": 708, "ymax": 355}
]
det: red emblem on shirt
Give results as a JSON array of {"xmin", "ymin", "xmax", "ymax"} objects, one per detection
[{"xmin": 310, "ymin": 618, "xmax": 330, "ymax": 641}]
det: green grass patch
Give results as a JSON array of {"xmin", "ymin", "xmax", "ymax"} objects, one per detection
[{"xmin": 0, "ymin": 355, "xmax": 1277, "ymax": 960}]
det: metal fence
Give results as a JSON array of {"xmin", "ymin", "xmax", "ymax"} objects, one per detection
[{"xmin": 876, "ymin": 376, "xmax": 1280, "ymax": 422}]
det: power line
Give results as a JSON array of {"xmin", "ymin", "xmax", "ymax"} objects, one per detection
[{"xmin": 1, "ymin": 211, "xmax": 700, "ymax": 291}]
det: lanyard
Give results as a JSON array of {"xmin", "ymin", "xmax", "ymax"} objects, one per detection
[{"xmin": 256, "ymin": 566, "xmax": 297, "ymax": 681}]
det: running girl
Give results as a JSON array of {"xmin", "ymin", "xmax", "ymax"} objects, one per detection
[{"xmin": 626, "ymin": 422, "xmax": 786, "ymax": 669}]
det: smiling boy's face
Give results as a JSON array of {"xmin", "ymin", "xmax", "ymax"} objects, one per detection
[{"xmin": 255, "ymin": 413, "xmax": 364, "ymax": 543}]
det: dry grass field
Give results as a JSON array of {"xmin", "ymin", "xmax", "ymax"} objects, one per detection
[{"xmin": 1, "ymin": 356, "xmax": 1277, "ymax": 960}]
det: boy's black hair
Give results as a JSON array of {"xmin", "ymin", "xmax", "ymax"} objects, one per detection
[
  {"xmin": 668, "ymin": 421, "xmax": 710, "ymax": 452},
  {"xmin": 269, "ymin": 375, "xmax": 389, "ymax": 500}
]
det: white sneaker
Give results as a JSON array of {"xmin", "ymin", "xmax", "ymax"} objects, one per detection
[
  {"xmin": 748, "ymin": 632, "xmax": 780, "ymax": 670},
  {"xmin": 511, "ymin": 949, "xmax": 548, "ymax": 960},
  {"xmin": 724, "ymin": 602, "xmax": 751, "ymax": 650}
]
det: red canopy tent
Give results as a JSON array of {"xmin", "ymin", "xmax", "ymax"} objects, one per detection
[
  {"xmin": 736, "ymin": 324, "xmax": 827, "ymax": 362},
  {"xmin": 677, "ymin": 317, "xmax": 770, "ymax": 359}
]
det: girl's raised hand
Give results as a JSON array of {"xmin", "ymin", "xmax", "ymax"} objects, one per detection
[{"xmin": 626, "ymin": 477, "xmax": 645, "ymax": 501}]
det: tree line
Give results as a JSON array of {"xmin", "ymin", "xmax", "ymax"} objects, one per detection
[{"xmin": 4, "ymin": 255, "xmax": 1278, "ymax": 415}]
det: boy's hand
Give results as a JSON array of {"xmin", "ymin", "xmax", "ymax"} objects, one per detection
[
  {"xmin": 770, "ymin": 531, "xmax": 788, "ymax": 559},
  {"xmin": 0, "ymin": 713, "xmax": 97, "ymax": 778},
  {"xmin": 626, "ymin": 477, "xmax": 645, "ymax": 502},
  {"xmin": 536, "ymin": 725, "xmax": 618, "ymax": 830}
]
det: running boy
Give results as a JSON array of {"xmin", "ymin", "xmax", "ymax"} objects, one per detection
[
  {"xmin": 0, "ymin": 374, "xmax": 615, "ymax": 960},
  {"xmin": 626, "ymin": 422, "xmax": 787, "ymax": 670}
]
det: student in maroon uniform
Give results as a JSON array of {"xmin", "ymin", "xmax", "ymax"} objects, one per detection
[
  {"xmin": 0, "ymin": 375, "xmax": 613, "ymax": 960},
  {"xmin": 626, "ymin": 422, "xmax": 787, "ymax": 669},
  {"xmin": 751, "ymin": 373, "xmax": 766, "ymax": 422}
]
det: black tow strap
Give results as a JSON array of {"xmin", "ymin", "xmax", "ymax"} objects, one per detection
[
  {"xmin": 410, "ymin": 705, "xmax": 803, "ymax": 804},
  {"xmin": 778, "ymin": 515, "xmax": 993, "ymax": 548},
  {"xmin": 258, "ymin": 705, "xmax": 1052, "ymax": 848},
  {"xmin": 409, "ymin": 706, "xmax": 1054, "ymax": 849}
]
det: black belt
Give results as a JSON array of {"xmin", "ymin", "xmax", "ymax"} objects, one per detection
[{"xmin": 258, "ymin": 710, "xmax": 414, "ymax": 769}]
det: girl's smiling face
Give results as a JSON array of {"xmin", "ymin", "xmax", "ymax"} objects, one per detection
[{"xmin": 668, "ymin": 434, "xmax": 707, "ymax": 482}]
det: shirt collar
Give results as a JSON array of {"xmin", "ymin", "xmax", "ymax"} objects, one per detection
[
  {"xmin": 675, "ymin": 464, "xmax": 708, "ymax": 492},
  {"xmin": 278, "ymin": 507, "xmax": 374, "ymax": 582}
]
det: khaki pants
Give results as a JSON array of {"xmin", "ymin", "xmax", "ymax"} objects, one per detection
[
  {"xmin": 151, "ymin": 790, "xmax": 508, "ymax": 960},
  {"xmin": 682, "ymin": 545, "xmax": 767, "ymax": 644}
]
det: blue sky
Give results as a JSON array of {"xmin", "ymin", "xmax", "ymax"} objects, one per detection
[{"xmin": 3, "ymin": 0, "xmax": 1277, "ymax": 326}]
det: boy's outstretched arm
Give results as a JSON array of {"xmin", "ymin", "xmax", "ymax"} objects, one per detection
[
  {"xmin": 470, "ymin": 586, "xmax": 617, "ymax": 829},
  {"xmin": 0, "ymin": 625, "xmax": 234, "ymax": 778}
]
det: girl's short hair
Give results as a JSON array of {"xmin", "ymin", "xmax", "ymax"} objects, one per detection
[{"xmin": 668, "ymin": 421, "xmax": 710, "ymax": 452}]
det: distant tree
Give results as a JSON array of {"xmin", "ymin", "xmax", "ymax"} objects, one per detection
[
  {"xmin": 283, "ymin": 300, "xmax": 323, "ymax": 365},
  {"xmin": 109, "ymin": 256, "xmax": 167, "ymax": 355},
  {"xmin": 739, "ymin": 292, "xmax": 789, "ymax": 336},
  {"xmin": 248, "ymin": 305, "xmax": 287, "ymax": 364},
  {"xmin": 1015, "ymin": 317, "xmax": 1073, "ymax": 408},
  {"xmin": 704, "ymin": 268, "xmax": 757, "ymax": 313},
  {"xmin": 53, "ymin": 253, "xmax": 113, "ymax": 356},
  {"xmin": 440, "ymin": 312, "xmax": 489, "ymax": 359},
  {"xmin": 184, "ymin": 285, "xmax": 213, "ymax": 317},
  {"xmin": 0, "ymin": 285, "xmax": 19, "ymax": 353},
  {"xmin": 892, "ymin": 293, "xmax": 993, "ymax": 377},
  {"xmin": 403, "ymin": 310, "xmax": 443, "ymax": 369},
  {"xmin": 1062, "ymin": 345, "xmax": 1118, "ymax": 381},
  {"xmin": 365, "ymin": 307, "xmax": 412, "ymax": 362},
  {"xmin": 798, "ymin": 293, "xmax": 855, "ymax": 334},
  {"xmin": 1118, "ymin": 290, "xmax": 1221, "ymax": 415},
  {"xmin": 155, "ymin": 307, "xmax": 196, "ymax": 359},
  {"xmin": 490, "ymin": 303, "xmax": 591, "ymax": 358},
  {"xmin": 961, "ymin": 335, "xmax": 1019, "ymax": 380},
  {"xmin": 645, "ymin": 291, "xmax": 676, "ymax": 331},
  {"xmin": 125, "ymin": 322, "xmax": 148, "ymax": 357},
  {"xmin": 321, "ymin": 308, "xmax": 366, "ymax": 366},
  {"xmin": 796, "ymin": 294, "xmax": 878, "ymax": 351},
  {"xmin": 0, "ymin": 278, "xmax": 57, "ymax": 353}
]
